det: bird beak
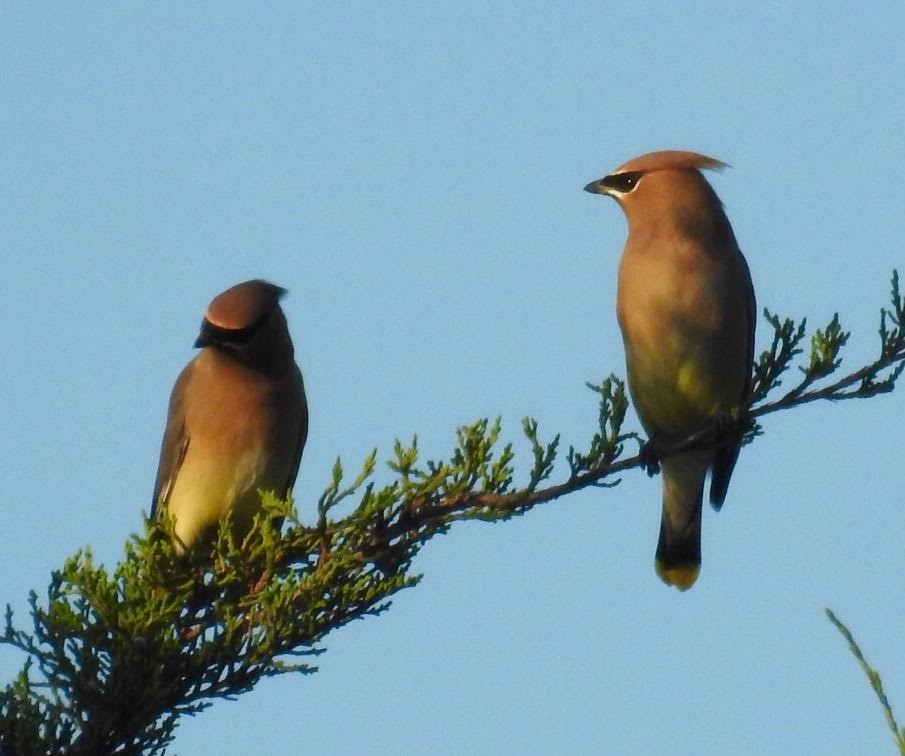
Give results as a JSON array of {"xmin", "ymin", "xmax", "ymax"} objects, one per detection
[
  {"xmin": 194, "ymin": 322, "xmax": 213, "ymax": 349},
  {"xmin": 583, "ymin": 179, "xmax": 607, "ymax": 195}
]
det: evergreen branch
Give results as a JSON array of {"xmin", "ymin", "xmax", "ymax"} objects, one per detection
[
  {"xmin": 752, "ymin": 271, "xmax": 905, "ymax": 416},
  {"xmin": 826, "ymin": 609, "xmax": 905, "ymax": 754},
  {"xmin": 1, "ymin": 272, "xmax": 904, "ymax": 753}
]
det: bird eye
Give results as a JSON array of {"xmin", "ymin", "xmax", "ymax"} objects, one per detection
[{"xmin": 601, "ymin": 171, "xmax": 643, "ymax": 193}]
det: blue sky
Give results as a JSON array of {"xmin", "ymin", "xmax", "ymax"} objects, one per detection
[{"xmin": 2, "ymin": 3, "xmax": 904, "ymax": 754}]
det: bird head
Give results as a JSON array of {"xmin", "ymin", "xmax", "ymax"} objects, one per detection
[
  {"xmin": 584, "ymin": 150, "xmax": 730, "ymax": 233},
  {"xmin": 194, "ymin": 279, "xmax": 294, "ymax": 372}
]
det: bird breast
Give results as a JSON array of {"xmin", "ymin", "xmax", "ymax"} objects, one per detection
[
  {"xmin": 166, "ymin": 352, "xmax": 296, "ymax": 546},
  {"xmin": 616, "ymin": 238, "xmax": 748, "ymax": 439}
]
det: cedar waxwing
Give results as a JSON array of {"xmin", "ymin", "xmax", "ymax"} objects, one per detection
[
  {"xmin": 151, "ymin": 280, "xmax": 309, "ymax": 552},
  {"xmin": 584, "ymin": 150, "xmax": 755, "ymax": 590}
]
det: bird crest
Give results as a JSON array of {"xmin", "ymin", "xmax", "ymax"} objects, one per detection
[{"xmin": 613, "ymin": 150, "xmax": 729, "ymax": 175}]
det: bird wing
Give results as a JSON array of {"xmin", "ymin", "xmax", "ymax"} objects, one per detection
[
  {"xmin": 739, "ymin": 256, "xmax": 757, "ymax": 402},
  {"xmin": 280, "ymin": 370, "xmax": 309, "ymax": 498},
  {"xmin": 151, "ymin": 366, "xmax": 193, "ymax": 519},
  {"xmin": 709, "ymin": 252, "xmax": 756, "ymax": 510}
]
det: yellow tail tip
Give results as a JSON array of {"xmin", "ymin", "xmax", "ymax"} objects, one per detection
[{"xmin": 655, "ymin": 561, "xmax": 700, "ymax": 591}]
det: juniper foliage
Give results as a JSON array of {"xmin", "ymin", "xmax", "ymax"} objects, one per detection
[{"xmin": 2, "ymin": 272, "xmax": 903, "ymax": 754}]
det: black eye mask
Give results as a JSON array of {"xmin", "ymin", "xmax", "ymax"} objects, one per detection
[
  {"xmin": 195, "ymin": 309, "xmax": 272, "ymax": 349},
  {"xmin": 600, "ymin": 171, "xmax": 644, "ymax": 193}
]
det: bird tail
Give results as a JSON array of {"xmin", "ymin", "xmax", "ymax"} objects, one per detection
[
  {"xmin": 709, "ymin": 440, "xmax": 741, "ymax": 510},
  {"xmin": 655, "ymin": 452, "xmax": 709, "ymax": 591}
]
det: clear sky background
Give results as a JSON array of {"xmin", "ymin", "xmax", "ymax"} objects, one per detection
[{"xmin": 1, "ymin": 3, "xmax": 904, "ymax": 754}]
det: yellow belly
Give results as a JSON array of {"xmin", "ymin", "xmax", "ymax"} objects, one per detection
[
  {"xmin": 625, "ymin": 338, "xmax": 740, "ymax": 440},
  {"xmin": 165, "ymin": 444, "xmax": 271, "ymax": 550}
]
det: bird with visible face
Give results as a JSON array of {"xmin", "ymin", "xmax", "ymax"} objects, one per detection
[
  {"xmin": 151, "ymin": 279, "xmax": 309, "ymax": 553},
  {"xmin": 584, "ymin": 150, "xmax": 755, "ymax": 590}
]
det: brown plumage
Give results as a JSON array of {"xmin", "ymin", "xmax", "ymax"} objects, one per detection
[
  {"xmin": 585, "ymin": 150, "xmax": 755, "ymax": 590},
  {"xmin": 152, "ymin": 280, "xmax": 308, "ymax": 552}
]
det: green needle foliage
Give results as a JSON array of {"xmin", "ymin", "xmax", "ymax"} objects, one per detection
[
  {"xmin": 826, "ymin": 609, "xmax": 905, "ymax": 755},
  {"xmin": 1, "ymin": 272, "xmax": 904, "ymax": 754}
]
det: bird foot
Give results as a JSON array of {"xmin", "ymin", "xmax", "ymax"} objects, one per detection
[
  {"xmin": 708, "ymin": 411, "xmax": 747, "ymax": 445},
  {"xmin": 639, "ymin": 439, "xmax": 662, "ymax": 476}
]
